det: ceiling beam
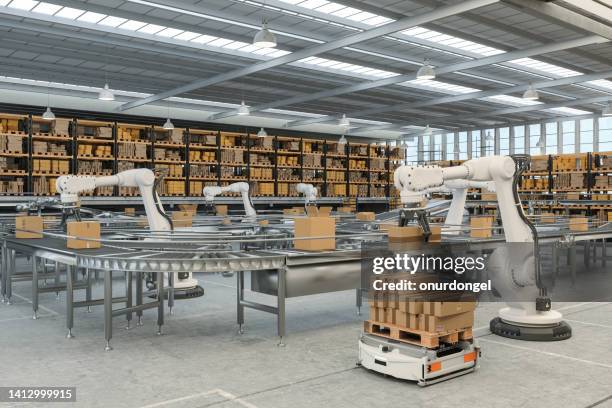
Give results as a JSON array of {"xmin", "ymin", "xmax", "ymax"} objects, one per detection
[
  {"xmin": 226, "ymin": 36, "xmax": 607, "ymax": 122},
  {"xmin": 348, "ymin": 95, "xmax": 611, "ymax": 133},
  {"xmin": 286, "ymin": 69, "xmax": 612, "ymax": 128},
  {"xmin": 503, "ymin": 0, "xmax": 612, "ymax": 40},
  {"xmin": 116, "ymin": 0, "xmax": 499, "ymax": 111}
]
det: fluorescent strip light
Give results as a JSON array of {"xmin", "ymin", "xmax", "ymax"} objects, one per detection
[{"xmin": 548, "ymin": 107, "xmax": 591, "ymax": 115}]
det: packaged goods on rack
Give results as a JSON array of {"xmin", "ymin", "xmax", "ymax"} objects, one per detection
[
  {"xmin": 155, "ymin": 164, "xmax": 183, "ymax": 177},
  {"xmin": 555, "ymin": 173, "xmax": 585, "ymax": 189},
  {"xmin": 118, "ymin": 142, "xmax": 147, "ymax": 158},
  {"xmin": 118, "ymin": 161, "xmax": 134, "ymax": 171},
  {"xmin": 190, "ymin": 164, "xmax": 215, "ymax": 178},
  {"xmin": 350, "ymin": 145, "xmax": 368, "ymax": 156},
  {"xmin": 189, "ymin": 150, "xmax": 215, "ymax": 162},
  {"xmin": 77, "ymin": 161, "xmax": 106, "ymax": 174},
  {"xmin": 220, "ymin": 149, "xmax": 244, "ymax": 163},
  {"xmin": 252, "ymin": 182, "xmax": 275, "ymax": 196},
  {"xmin": 553, "ymin": 155, "xmax": 586, "ymax": 171},
  {"xmin": 249, "ymin": 153, "xmax": 272, "ymax": 166},
  {"xmin": 33, "ymin": 159, "xmax": 69, "ymax": 173},
  {"xmin": 331, "ymin": 184, "xmax": 346, "ymax": 196},
  {"xmin": 349, "ymin": 171, "xmax": 367, "ymax": 182},
  {"xmin": 593, "ymin": 175, "xmax": 611, "ymax": 188},
  {"xmin": 189, "ymin": 181, "xmax": 204, "ymax": 195},
  {"xmin": 252, "ymin": 136, "xmax": 273, "ymax": 150},
  {"xmin": 302, "ymin": 169, "xmax": 322, "ymax": 182},
  {"xmin": 370, "ymin": 185, "xmax": 386, "ymax": 197},
  {"xmin": 529, "ymin": 158, "xmax": 548, "ymax": 172},
  {"xmin": 220, "ymin": 166, "xmax": 246, "ymax": 178},
  {"xmin": 277, "ymin": 168, "xmax": 299, "ymax": 181},
  {"xmin": 302, "ymin": 154, "xmax": 321, "ymax": 167},
  {"xmin": 118, "ymin": 128, "xmax": 143, "ymax": 141},
  {"xmin": 277, "ymin": 155, "xmax": 298, "ymax": 166},
  {"xmin": 327, "ymin": 171, "xmax": 345, "ymax": 182},
  {"xmin": 326, "ymin": 158, "xmax": 344, "ymax": 169},
  {"xmin": 0, "ymin": 157, "xmax": 20, "ymax": 171},
  {"xmin": 522, "ymin": 178, "xmax": 548, "ymax": 190},
  {"xmin": 0, "ymin": 134, "xmax": 24, "ymax": 152},
  {"xmin": 0, "ymin": 118, "xmax": 20, "ymax": 132},
  {"xmin": 161, "ymin": 180, "xmax": 185, "ymax": 195},
  {"xmin": 54, "ymin": 118, "xmax": 71, "ymax": 135},
  {"xmin": 189, "ymin": 132, "xmax": 217, "ymax": 145},
  {"xmin": 349, "ymin": 184, "xmax": 368, "ymax": 196},
  {"xmin": 370, "ymin": 157, "xmax": 385, "ymax": 170},
  {"xmin": 0, "ymin": 178, "xmax": 24, "ymax": 194},
  {"xmin": 250, "ymin": 167, "xmax": 273, "ymax": 180},
  {"xmin": 389, "ymin": 147, "xmax": 405, "ymax": 160}
]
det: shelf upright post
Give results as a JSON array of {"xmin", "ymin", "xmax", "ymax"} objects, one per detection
[
  {"xmin": 185, "ymin": 127, "xmax": 190, "ymax": 196},
  {"xmin": 299, "ymin": 137, "xmax": 304, "ymax": 183},
  {"xmin": 547, "ymin": 154, "xmax": 553, "ymax": 195},
  {"xmin": 345, "ymin": 140, "xmax": 350, "ymax": 201},
  {"xmin": 216, "ymin": 130, "xmax": 221, "ymax": 185},
  {"xmin": 112, "ymin": 122, "xmax": 118, "ymax": 196},
  {"xmin": 367, "ymin": 143, "xmax": 371, "ymax": 199},
  {"xmin": 246, "ymin": 131, "xmax": 251, "ymax": 185},
  {"xmin": 26, "ymin": 113, "xmax": 33, "ymax": 194},
  {"xmin": 71, "ymin": 118, "xmax": 77, "ymax": 176},
  {"xmin": 322, "ymin": 140, "xmax": 327, "ymax": 198}
]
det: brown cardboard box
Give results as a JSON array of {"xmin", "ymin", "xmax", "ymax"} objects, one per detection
[
  {"xmin": 67, "ymin": 221, "xmax": 101, "ymax": 249},
  {"xmin": 540, "ymin": 213, "xmax": 555, "ymax": 223},
  {"xmin": 384, "ymin": 308, "xmax": 396, "ymax": 325},
  {"xmin": 567, "ymin": 192, "xmax": 580, "ymax": 200},
  {"xmin": 283, "ymin": 208, "xmax": 304, "ymax": 216},
  {"xmin": 423, "ymin": 301, "xmax": 477, "ymax": 317},
  {"xmin": 369, "ymin": 306, "xmax": 380, "ymax": 322},
  {"xmin": 178, "ymin": 204, "xmax": 198, "ymax": 214},
  {"xmin": 396, "ymin": 311, "xmax": 409, "ymax": 327},
  {"xmin": 425, "ymin": 311, "xmax": 474, "ymax": 332},
  {"xmin": 216, "ymin": 205, "xmax": 228, "ymax": 216},
  {"xmin": 338, "ymin": 206, "xmax": 353, "ymax": 214},
  {"xmin": 15, "ymin": 216, "xmax": 43, "ymax": 239},
  {"xmin": 569, "ymin": 217, "xmax": 588, "ymax": 231},
  {"xmin": 470, "ymin": 216, "xmax": 494, "ymax": 238},
  {"xmin": 294, "ymin": 216, "xmax": 335, "ymax": 251},
  {"xmin": 481, "ymin": 192, "xmax": 497, "ymax": 201},
  {"xmin": 124, "ymin": 207, "xmax": 135, "ymax": 215},
  {"xmin": 171, "ymin": 211, "xmax": 193, "ymax": 228},
  {"xmin": 356, "ymin": 212, "xmax": 376, "ymax": 221},
  {"xmin": 388, "ymin": 226, "xmax": 422, "ymax": 242},
  {"xmin": 306, "ymin": 206, "xmax": 319, "ymax": 217},
  {"xmin": 319, "ymin": 206, "xmax": 332, "ymax": 217},
  {"xmin": 259, "ymin": 219, "xmax": 269, "ymax": 227},
  {"xmin": 222, "ymin": 217, "xmax": 231, "ymax": 225}
]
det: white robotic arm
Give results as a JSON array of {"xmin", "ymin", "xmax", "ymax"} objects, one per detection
[
  {"xmin": 296, "ymin": 183, "xmax": 318, "ymax": 206},
  {"xmin": 203, "ymin": 182, "xmax": 256, "ymax": 219},
  {"xmin": 56, "ymin": 168, "xmax": 172, "ymax": 232}
]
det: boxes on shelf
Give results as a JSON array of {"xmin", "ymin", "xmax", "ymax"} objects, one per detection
[
  {"xmin": 0, "ymin": 118, "xmax": 20, "ymax": 132},
  {"xmin": 171, "ymin": 211, "xmax": 193, "ymax": 227},
  {"xmin": 54, "ymin": 118, "xmax": 71, "ymax": 135},
  {"xmin": 294, "ymin": 216, "xmax": 335, "ymax": 251},
  {"xmin": 0, "ymin": 134, "xmax": 23, "ymax": 152},
  {"xmin": 216, "ymin": 205, "xmax": 228, "ymax": 216},
  {"xmin": 569, "ymin": 217, "xmax": 589, "ymax": 232},
  {"xmin": 15, "ymin": 215, "xmax": 43, "ymax": 239},
  {"xmin": 470, "ymin": 216, "xmax": 494, "ymax": 238},
  {"xmin": 66, "ymin": 221, "xmax": 101, "ymax": 249},
  {"xmin": 530, "ymin": 158, "xmax": 548, "ymax": 172}
]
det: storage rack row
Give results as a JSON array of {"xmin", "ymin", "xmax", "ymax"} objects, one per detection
[{"xmin": 0, "ymin": 113, "xmax": 405, "ymax": 199}]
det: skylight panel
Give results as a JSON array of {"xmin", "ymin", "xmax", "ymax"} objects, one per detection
[
  {"xmin": 269, "ymin": 49, "xmax": 291, "ymax": 57},
  {"xmin": 7, "ymin": 0, "xmax": 39, "ymax": 11},
  {"xmin": 347, "ymin": 11, "xmax": 377, "ymax": 22},
  {"xmin": 77, "ymin": 11, "xmax": 106, "ymax": 24},
  {"xmin": 31, "ymin": 2, "xmax": 61, "ymax": 15},
  {"xmin": 331, "ymin": 7, "xmax": 361, "ymax": 18},
  {"xmin": 548, "ymin": 107, "xmax": 591, "ymax": 115},
  {"xmin": 54, "ymin": 6, "xmax": 84, "ymax": 20},
  {"xmin": 207, "ymin": 38, "xmax": 234, "ymax": 47},
  {"xmin": 156, "ymin": 27, "xmax": 183, "ymax": 38},
  {"xmin": 174, "ymin": 31, "xmax": 201, "ymax": 41},
  {"xmin": 509, "ymin": 58, "xmax": 581, "ymax": 78},
  {"xmin": 252, "ymin": 47, "xmax": 277, "ymax": 55},
  {"xmin": 278, "ymin": 0, "xmax": 303, "ymax": 4},
  {"xmin": 138, "ymin": 24, "xmax": 165, "ymax": 35},
  {"xmin": 190, "ymin": 35, "xmax": 217, "ymax": 44},
  {"xmin": 221, "ymin": 41, "xmax": 250, "ymax": 50},
  {"xmin": 0, "ymin": 0, "xmax": 11, "ymax": 6},
  {"xmin": 361, "ymin": 15, "xmax": 393, "ymax": 26},
  {"xmin": 586, "ymin": 79, "xmax": 612, "ymax": 90},
  {"xmin": 315, "ymin": 2, "xmax": 345, "ymax": 14},
  {"xmin": 298, "ymin": 0, "xmax": 329, "ymax": 9},
  {"xmin": 406, "ymin": 79, "xmax": 480, "ymax": 94},
  {"xmin": 486, "ymin": 95, "xmax": 542, "ymax": 106},
  {"xmin": 97, "ymin": 16, "xmax": 126, "ymax": 27},
  {"xmin": 234, "ymin": 44, "xmax": 261, "ymax": 53},
  {"xmin": 117, "ymin": 19, "xmax": 147, "ymax": 30}
]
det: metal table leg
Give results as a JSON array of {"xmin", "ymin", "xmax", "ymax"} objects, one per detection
[
  {"xmin": 6, "ymin": 249, "xmax": 14, "ymax": 305},
  {"xmin": 356, "ymin": 288, "xmax": 362, "ymax": 316},
  {"xmin": 104, "ymin": 269, "xmax": 113, "ymax": 351},
  {"xmin": 570, "ymin": 244, "xmax": 576, "ymax": 286},
  {"xmin": 32, "ymin": 256, "xmax": 38, "ymax": 320},
  {"xmin": 1, "ymin": 242, "xmax": 7, "ymax": 303},
  {"xmin": 584, "ymin": 241, "xmax": 590, "ymax": 267},
  {"xmin": 237, "ymin": 271, "xmax": 245, "ymax": 334},
  {"xmin": 125, "ymin": 272, "xmax": 133, "ymax": 330},
  {"xmin": 552, "ymin": 245, "xmax": 558, "ymax": 280},
  {"xmin": 157, "ymin": 273, "xmax": 164, "ymax": 335},
  {"xmin": 66, "ymin": 265, "xmax": 74, "ymax": 338},
  {"xmin": 603, "ymin": 239, "xmax": 607, "ymax": 268},
  {"xmin": 277, "ymin": 268, "xmax": 286, "ymax": 347},
  {"xmin": 136, "ymin": 272, "xmax": 143, "ymax": 326},
  {"xmin": 168, "ymin": 272, "xmax": 174, "ymax": 315},
  {"xmin": 86, "ymin": 268, "xmax": 92, "ymax": 312}
]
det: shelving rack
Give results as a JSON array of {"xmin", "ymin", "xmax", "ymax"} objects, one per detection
[{"xmin": 0, "ymin": 112, "xmax": 397, "ymax": 200}]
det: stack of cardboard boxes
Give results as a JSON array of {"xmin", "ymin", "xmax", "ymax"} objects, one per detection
[
  {"xmin": 33, "ymin": 159, "xmax": 69, "ymax": 174},
  {"xmin": 189, "ymin": 150, "xmax": 215, "ymax": 162},
  {"xmin": 302, "ymin": 154, "xmax": 321, "ymax": 168},
  {"xmin": 190, "ymin": 164, "xmax": 215, "ymax": 178},
  {"xmin": 0, "ymin": 178, "xmax": 24, "ymax": 194},
  {"xmin": 253, "ymin": 182, "xmax": 274, "ymax": 196},
  {"xmin": 555, "ymin": 173, "xmax": 585, "ymax": 189},
  {"xmin": 117, "ymin": 142, "xmax": 147, "ymax": 158},
  {"xmin": 277, "ymin": 155, "xmax": 298, "ymax": 166},
  {"xmin": 250, "ymin": 168, "xmax": 273, "ymax": 180},
  {"xmin": 0, "ymin": 134, "xmax": 23, "ymax": 152}
]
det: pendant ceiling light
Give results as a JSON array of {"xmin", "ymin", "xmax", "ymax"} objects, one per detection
[
  {"xmin": 536, "ymin": 136, "xmax": 545, "ymax": 148},
  {"xmin": 253, "ymin": 19, "xmax": 277, "ymax": 48},
  {"xmin": 98, "ymin": 83, "xmax": 115, "ymax": 101},
  {"xmin": 338, "ymin": 134, "xmax": 347, "ymax": 144},
  {"xmin": 42, "ymin": 106, "xmax": 55, "ymax": 121},
  {"xmin": 338, "ymin": 114, "xmax": 350, "ymax": 129},
  {"xmin": 163, "ymin": 101, "xmax": 174, "ymax": 130},
  {"xmin": 485, "ymin": 131, "xmax": 494, "ymax": 142},
  {"xmin": 602, "ymin": 102, "xmax": 612, "ymax": 117},
  {"xmin": 423, "ymin": 125, "xmax": 432, "ymax": 136},
  {"xmin": 237, "ymin": 100, "xmax": 250, "ymax": 116},
  {"xmin": 257, "ymin": 127, "xmax": 268, "ymax": 137},
  {"xmin": 522, "ymin": 83, "xmax": 539, "ymax": 101},
  {"xmin": 416, "ymin": 59, "xmax": 435, "ymax": 80}
]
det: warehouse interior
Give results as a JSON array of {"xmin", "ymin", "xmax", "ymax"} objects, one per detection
[{"xmin": 0, "ymin": 0, "xmax": 611, "ymax": 407}]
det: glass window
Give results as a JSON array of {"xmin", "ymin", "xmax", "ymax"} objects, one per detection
[
  {"xmin": 561, "ymin": 120, "xmax": 575, "ymax": 153},
  {"xmin": 599, "ymin": 117, "xmax": 612, "ymax": 152},
  {"xmin": 406, "ymin": 137, "xmax": 418, "ymax": 164},
  {"xmin": 432, "ymin": 133, "xmax": 441, "ymax": 161},
  {"xmin": 422, "ymin": 135, "xmax": 430, "ymax": 162},
  {"xmin": 580, "ymin": 119, "xmax": 593, "ymax": 153},
  {"xmin": 445, "ymin": 132, "xmax": 455, "ymax": 160},
  {"xmin": 499, "ymin": 127, "xmax": 509, "ymax": 155},
  {"xmin": 545, "ymin": 122, "xmax": 557, "ymax": 154},
  {"xmin": 514, "ymin": 125, "xmax": 525, "ymax": 154},
  {"xmin": 458, "ymin": 131, "xmax": 468, "ymax": 160},
  {"xmin": 472, "ymin": 131, "xmax": 481, "ymax": 158},
  {"xmin": 482, "ymin": 129, "xmax": 494, "ymax": 156},
  {"xmin": 530, "ymin": 124, "xmax": 541, "ymax": 155}
]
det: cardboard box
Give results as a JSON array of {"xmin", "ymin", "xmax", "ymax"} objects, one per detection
[
  {"xmin": 423, "ymin": 301, "xmax": 476, "ymax": 317},
  {"xmin": 369, "ymin": 306, "xmax": 380, "ymax": 322},
  {"xmin": 396, "ymin": 311, "xmax": 409, "ymax": 327},
  {"xmin": 319, "ymin": 206, "xmax": 332, "ymax": 217},
  {"xmin": 569, "ymin": 217, "xmax": 588, "ymax": 232},
  {"xmin": 294, "ymin": 216, "xmax": 335, "ymax": 251},
  {"xmin": 259, "ymin": 219, "xmax": 269, "ymax": 227},
  {"xmin": 178, "ymin": 204, "xmax": 198, "ymax": 214},
  {"xmin": 481, "ymin": 193, "xmax": 497, "ymax": 201},
  {"xmin": 66, "ymin": 221, "xmax": 101, "ymax": 249},
  {"xmin": 124, "ymin": 207, "xmax": 135, "ymax": 215},
  {"xmin": 387, "ymin": 225, "xmax": 441, "ymax": 242},
  {"xmin": 283, "ymin": 208, "xmax": 303, "ymax": 216},
  {"xmin": 171, "ymin": 211, "xmax": 193, "ymax": 228},
  {"xmin": 356, "ymin": 212, "xmax": 376, "ymax": 221},
  {"xmin": 424, "ymin": 311, "xmax": 474, "ymax": 332},
  {"xmin": 470, "ymin": 216, "xmax": 494, "ymax": 238},
  {"xmin": 216, "ymin": 205, "xmax": 228, "ymax": 216},
  {"xmin": 337, "ymin": 206, "xmax": 353, "ymax": 214},
  {"xmin": 15, "ymin": 216, "xmax": 43, "ymax": 239},
  {"xmin": 306, "ymin": 206, "xmax": 319, "ymax": 217},
  {"xmin": 540, "ymin": 213, "xmax": 555, "ymax": 223}
]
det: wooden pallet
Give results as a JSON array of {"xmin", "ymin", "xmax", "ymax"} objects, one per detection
[{"xmin": 363, "ymin": 320, "xmax": 473, "ymax": 349}]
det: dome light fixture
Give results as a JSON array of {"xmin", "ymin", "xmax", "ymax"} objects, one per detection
[
  {"xmin": 163, "ymin": 117, "xmax": 174, "ymax": 130},
  {"xmin": 42, "ymin": 106, "xmax": 55, "ymax": 121},
  {"xmin": 486, "ymin": 130, "xmax": 494, "ymax": 142},
  {"xmin": 253, "ymin": 19, "xmax": 277, "ymax": 48},
  {"xmin": 237, "ymin": 100, "xmax": 250, "ymax": 116},
  {"xmin": 416, "ymin": 59, "xmax": 435, "ymax": 80},
  {"xmin": 602, "ymin": 102, "xmax": 612, "ymax": 117},
  {"xmin": 98, "ymin": 83, "xmax": 115, "ymax": 101},
  {"xmin": 522, "ymin": 83, "xmax": 539, "ymax": 101},
  {"xmin": 423, "ymin": 125, "xmax": 432, "ymax": 136},
  {"xmin": 536, "ymin": 136, "xmax": 545, "ymax": 148},
  {"xmin": 338, "ymin": 134, "xmax": 347, "ymax": 145},
  {"xmin": 338, "ymin": 114, "xmax": 350, "ymax": 129},
  {"xmin": 257, "ymin": 127, "xmax": 268, "ymax": 137}
]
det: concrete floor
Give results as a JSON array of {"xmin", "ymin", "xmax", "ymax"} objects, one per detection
[{"xmin": 1, "ymin": 267, "xmax": 612, "ymax": 408}]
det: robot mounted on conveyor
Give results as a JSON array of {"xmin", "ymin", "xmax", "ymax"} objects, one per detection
[
  {"xmin": 55, "ymin": 168, "xmax": 204, "ymax": 297},
  {"xmin": 203, "ymin": 182, "xmax": 256, "ymax": 221}
]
